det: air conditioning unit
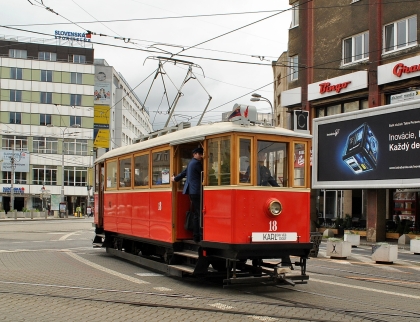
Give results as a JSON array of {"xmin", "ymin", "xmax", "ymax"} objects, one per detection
[{"xmin": 293, "ymin": 110, "xmax": 309, "ymax": 133}]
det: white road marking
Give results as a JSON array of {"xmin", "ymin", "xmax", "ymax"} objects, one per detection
[
  {"xmin": 209, "ymin": 303, "xmax": 234, "ymax": 310},
  {"xmin": 248, "ymin": 316, "xmax": 278, "ymax": 321},
  {"xmin": 153, "ymin": 287, "xmax": 172, "ymax": 291},
  {"xmin": 65, "ymin": 251, "xmax": 149, "ymax": 284},
  {"xmin": 136, "ymin": 273, "xmax": 163, "ymax": 277},
  {"xmin": 310, "ymin": 276, "xmax": 420, "ymax": 299},
  {"xmin": 58, "ymin": 231, "xmax": 82, "ymax": 241}
]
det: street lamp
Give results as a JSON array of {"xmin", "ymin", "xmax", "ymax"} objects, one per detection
[{"xmin": 250, "ymin": 93, "xmax": 275, "ymax": 126}]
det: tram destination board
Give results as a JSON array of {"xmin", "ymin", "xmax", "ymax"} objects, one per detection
[
  {"xmin": 312, "ymin": 100, "xmax": 420, "ymax": 189},
  {"xmin": 252, "ymin": 232, "xmax": 297, "ymax": 242}
]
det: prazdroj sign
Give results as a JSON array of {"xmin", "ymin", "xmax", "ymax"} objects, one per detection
[{"xmin": 312, "ymin": 100, "xmax": 420, "ymax": 189}]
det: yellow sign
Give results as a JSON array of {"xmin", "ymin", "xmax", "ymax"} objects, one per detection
[
  {"xmin": 94, "ymin": 105, "xmax": 110, "ymax": 124},
  {"xmin": 94, "ymin": 129, "xmax": 110, "ymax": 148}
]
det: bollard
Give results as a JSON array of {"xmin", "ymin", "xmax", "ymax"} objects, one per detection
[
  {"xmin": 31, "ymin": 210, "xmax": 33, "ymax": 220},
  {"xmin": 14, "ymin": 211, "xmax": 17, "ymax": 220}
]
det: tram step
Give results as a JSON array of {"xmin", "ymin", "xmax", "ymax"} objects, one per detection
[
  {"xmin": 169, "ymin": 264, "xmax": 195, "ymax": 274},
  {"xmin": 173, "ymin": 251, "xmax": 199, "ymax": 259}
]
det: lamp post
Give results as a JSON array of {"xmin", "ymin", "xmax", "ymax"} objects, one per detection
[
  {"xmin": 48, "ymin": 124, "xmax": 80, "ymax": 216},
  {"xmin": 250, "ymin": 93, "xmax": 275, "ymax": 126}
]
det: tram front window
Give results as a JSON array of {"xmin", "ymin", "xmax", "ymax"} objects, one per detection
[{"xmin": 254, "ymin": 141, "xmax": 287, "ymax": 187}]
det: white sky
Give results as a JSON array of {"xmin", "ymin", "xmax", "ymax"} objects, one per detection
[{"xmin": 1, "ymin": 0, "xmax": 291, "ymax": 131}]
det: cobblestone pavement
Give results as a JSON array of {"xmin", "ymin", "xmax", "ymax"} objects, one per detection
[{"xmin": 0, "ymin": 220, "xmax": 419, "ymax": 321}]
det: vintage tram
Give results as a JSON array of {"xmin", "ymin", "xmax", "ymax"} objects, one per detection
[{"xmin": 93, "ymin": 105, "xmax": 312, "ymax": 286}]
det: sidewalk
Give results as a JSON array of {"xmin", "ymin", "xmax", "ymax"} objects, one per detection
[{"xmin": 0, "ymin": 214, "xmax": 90, "ymax": 222}]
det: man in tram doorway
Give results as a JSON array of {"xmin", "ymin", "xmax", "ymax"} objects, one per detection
[
  {"xmin": 172, "ymin": 147, "xmax": 204, "ymax": 243},
  {"xmin": 244, "ymin": 151, "xmax": 279, "ymax": 187}
]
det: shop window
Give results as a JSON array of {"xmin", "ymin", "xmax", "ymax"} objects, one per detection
[
  {"xmin": 152, "ymin": 150, "xmax": 170, "ymax": 185},
  {"xmin": 384, "ymin": 16, "xmax": 417, "ymax": 53}
]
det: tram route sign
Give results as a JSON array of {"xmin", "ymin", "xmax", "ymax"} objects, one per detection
[{"xmin": 312, "ymin": 99, "xmax": 420, "ymax": 189}]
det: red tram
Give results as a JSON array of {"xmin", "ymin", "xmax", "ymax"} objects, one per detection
[{"xmin": 93, "ymin": 106, "xmax": 312, "ymax": 286}]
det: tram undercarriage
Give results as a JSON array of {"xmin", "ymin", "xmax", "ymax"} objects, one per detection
[{"xmin": 95, "ymin": 232, "xmax": 311, "ymax": 286}]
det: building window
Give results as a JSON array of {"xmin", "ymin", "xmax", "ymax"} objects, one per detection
[
  {"xmin": 33, "ymin": 137, "xmax": 58, "ymax": 154},
  {"xmin": 2, "ymin": 172, "xmax": 27, "ymax": 184},
  {"xmin": 38, "ymin": 52, "xmax": 57, "ymax": 61},
  {"xmin": 384, "ymin": 16, "xmax": 417, "ymax": 52},
  {"xmin": 71, "ymin": 72, "xmax": 83, "ymax": 84},
  {"xmin": 63, "ymin": 138, "xmax": 88, "ymax": 156},
  {"xmin": 69, "ymin": 54, "xmax": 86, "ymax": 64},
  {"xmin": 70, "ymin": 115, "xmax": 81, "ymax": 127},
  {"xmin": 64, "ymin": 167, "xmax": 87, "ymax": 186},
  {"xmin": 9, "ymin": 49, "xmax": 27, "ymax": 59},
  {"xmin": 10, "ymin": 112, "xmax": 22, "ymax": 124},
  {"xmin": 32, "ymin": 165, "xmax": 57, "ymax": 185},
  {"xmin": 70, "ymin": 94, "xmax": 82, "ymax": 106},
  {"xmin": 40, "ymin": 70, "xmax": 53, "ymax": 82},
  {"xmin": 10, "ymin": 67, "xmax": 23, "ymax": 80},
  {"xmin": 40, "ymin": 114, "xmax": 52, "ymax": 126},
  {"xmin": 343, "ymin": 31, "xmax": 369, "ymax": 64},
  {"xmin": 40, "ymin": 92, "xmax": 52, "ymax": 104},
  {"xmin": 291, "ymin": 2, "xmax": 299, "ymax": 28},
  {"xmin": 2, "ymin": 135, "xmax": 28, "ymax": 150},
  {"xmin": 289, "ymin": 55, "xmax": 299, "ymax": 81},
  {"xmin": 9, "ymin": 90, "xmax": 22, "ymax": 102}
]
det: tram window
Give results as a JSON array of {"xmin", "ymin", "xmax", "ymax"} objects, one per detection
[
  {"xmin": 207, "ymin": 137, "xmax": 231, "ymax": 186},
  {"xmin": 134, "ymin": 154, "xmax": 149, "ymax": 187},
  {"xmin": 293, "ymin": 143, "xmax": 306, "ymax": 186},
  {"xmin": 239, "ymin": 138, "xmax": 251, "ymax": 184},
  {"xmin": 106, "ymin": 160, "xmax": 117, "ymax": 189},
  {"xmin": 152, "ymin": 149, "xmax": 170, "ymax": 185},
  {"xmin": 255, "ymin": 141, "xmax": 287, "ymax": 187},
  {"xmin": 118, "ymin": 157, "xmax": 132, "ymax": 188}
]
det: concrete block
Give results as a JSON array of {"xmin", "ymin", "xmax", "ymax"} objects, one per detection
[
  {"xmin": 398, "ymin": 234, "xmax": 411, "ymax": 245},
  {"xmin": 410, "ymin": 239, "xmax": 420, "ymax": 254},
  {"xmin": 323, "ymin": 229, "xmax": 335, "ymax": 238},
  {"xmin": 344, "ymin": 233, "xmax": 360, "ymax": 247},
  {"xmin": 372, "ymin": 244, "xmax": 398, "ymax": 263},
  {"xmin": 327, "ymin": 239, "xmax": 352, "ymax": 259}
]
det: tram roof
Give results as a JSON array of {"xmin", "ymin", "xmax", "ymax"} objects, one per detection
[{"xmin": 95, "ymin": 121, "xmax": 312, "ymax": 163}]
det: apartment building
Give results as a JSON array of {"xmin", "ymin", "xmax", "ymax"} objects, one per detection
[{"xmin": 278, "ymin": 0, "xmax": 420, "ymax": 239}]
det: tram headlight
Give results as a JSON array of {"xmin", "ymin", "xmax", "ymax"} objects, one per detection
[{"xmin": 265, "ymin": 198, "xmax": 282, "ymax": 217}]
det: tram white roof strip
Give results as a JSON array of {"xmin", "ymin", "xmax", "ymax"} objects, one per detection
[
  {"xmin": 65, "ymin": 251, "xmax": 150, "ymax": 285},
  {"xmin": 96, "ymin": 121, "xmax": 312, "ymax": 163}
]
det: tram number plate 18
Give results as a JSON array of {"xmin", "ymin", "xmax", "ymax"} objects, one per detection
[{"xmin": 252, "ymin": 232, "xmax": 297, "ymax": 242}]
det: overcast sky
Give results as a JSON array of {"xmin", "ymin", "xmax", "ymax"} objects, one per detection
[{"xmin": 1, "ymin": 0, "xmax": 291, "ymax": 131}]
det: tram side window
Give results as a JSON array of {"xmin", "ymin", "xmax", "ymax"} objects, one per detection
[
  {"xmin": 293, "ymin": 143, "xmax": 306, "ymax": 186},
  {"xmin": 118, "ymin": 157, "xmax": 132, "ymax": 188},
  {"xmin": 106, "ymin": 161, "xmax": 117, "ymax": 189},
  {"xmin": 134, "ymin": 154, "xmax": 149, "ymax": 187},
  {"xmin": 255, "ymin": 141, "xmax": 287, "ymax": 187},
  {"xmin": 239, "ymin": 138, "xmax": 251, "ymax": 183},
  {"xmin": 207, "ymin": 137, "xmax": 231, "ymax": 186},
  {"xmin": 152, "ymin": 149, "xmax": 170, "ymax": 185}
]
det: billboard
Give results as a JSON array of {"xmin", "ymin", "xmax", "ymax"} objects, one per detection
[
  {"xmin": 94, "ymin": 105, "xmax": 110, "ymax": 148},
  {"xmin": 0, "ymin": 150, "xmax": 29, "ymax": 172},
  {"xmin": 312, "ymin": 100, "xmax": 420, "ymax": 189}
]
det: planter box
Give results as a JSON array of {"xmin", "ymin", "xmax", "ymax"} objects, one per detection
[
  {"xmin": 0, "ymin": 212, "xmax": 5, "ymax": 219},
  {"xmin": 344, "ymin": 230, "xmax": 366, "ymax": 237},
  {"xmin": 410, "ymin": 239, "xmax": 420, "ymax": 254},
  {"xmin": 372, "ymin": 244, "xmax": 398, "ymax": 263},
  {"xmin": 326, "ymin": 240, "xmax": 352, "ymax": 259},
  {"xmin": 386, "ymin": 233, "xmax": 400, "ymax": 239},
  {"xmin": 344, "ymin": 233, "xmax": 360, "ymax": 247}
]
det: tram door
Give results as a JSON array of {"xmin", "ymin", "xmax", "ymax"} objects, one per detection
[
  {"xmin": 95, "ymin": 162, "xmax": 105, "ymax": 227},
  {"xmin": 173, "ymin": 143, "xmax": 204, "ymax": 240}
]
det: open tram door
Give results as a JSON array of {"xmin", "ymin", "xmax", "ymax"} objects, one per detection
[
  {"xmin": 172, "ymin": 142, "xmax": 204, "ymax": 241},
  {"xmin": 93, "ymin": 161, "xmax": 105, "ymax": 245}
]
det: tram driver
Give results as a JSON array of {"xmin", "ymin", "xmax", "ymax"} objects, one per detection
[{"xmin": 244, "ymin": 152, "xmax": 279, "ymax": 187}]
